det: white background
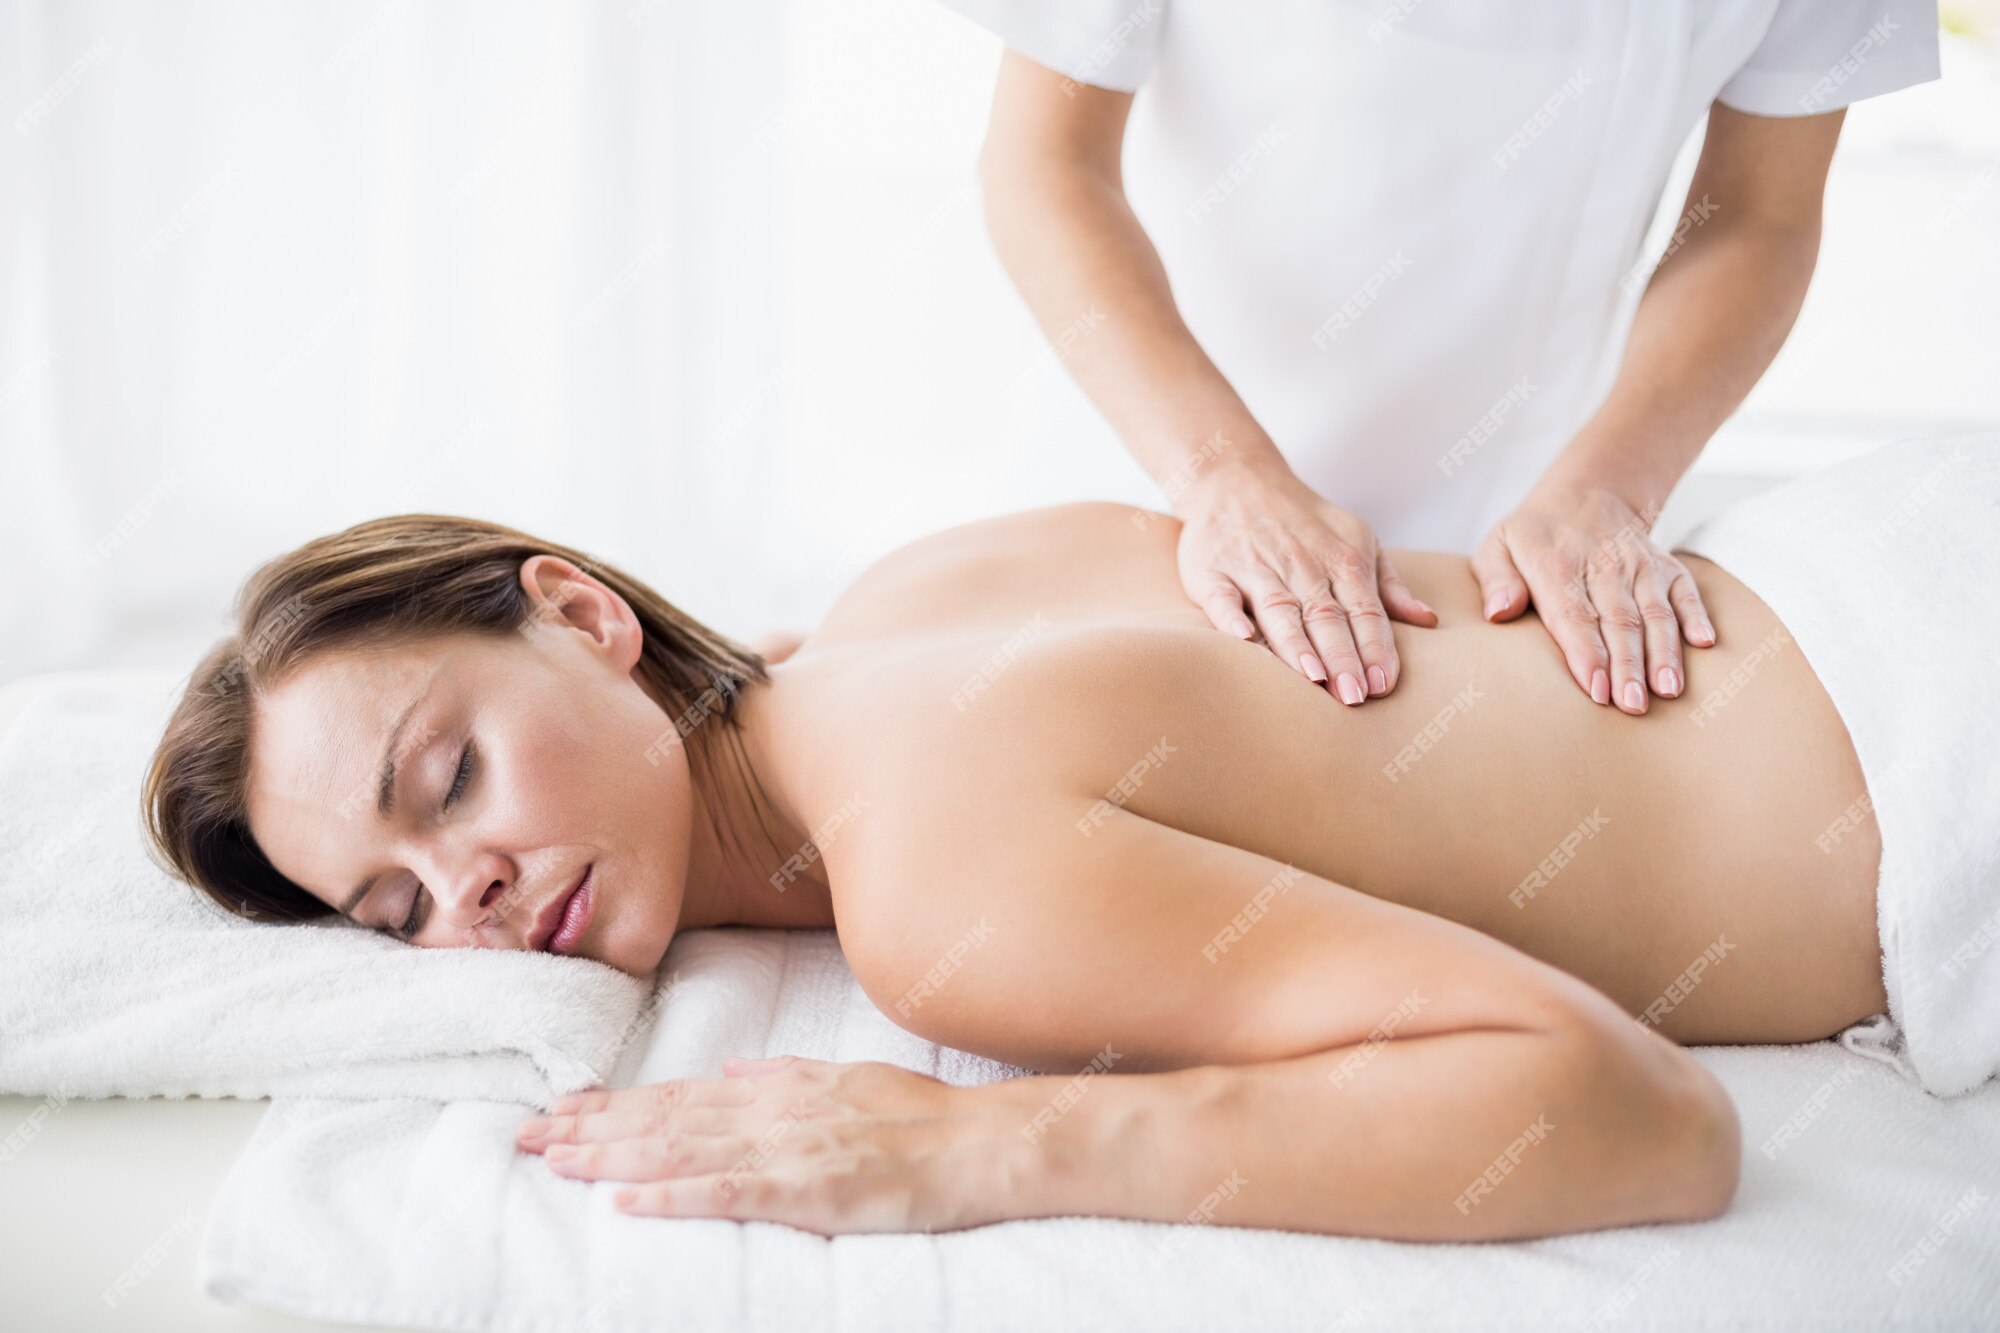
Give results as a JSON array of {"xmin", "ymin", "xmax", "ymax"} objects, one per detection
[{"xmin": 3, "ymin": 0, "xmax": 1998, "ymax": 688}]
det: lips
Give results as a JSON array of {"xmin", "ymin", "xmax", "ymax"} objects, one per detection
[{"xmin": 532, "ymin": 863, "xmax": 594, "ymax": 956}]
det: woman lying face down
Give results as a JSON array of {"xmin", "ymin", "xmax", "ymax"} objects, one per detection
[{"xmin": 152, "ymin": 500, "xmax": 1913, "ymax": 1242}]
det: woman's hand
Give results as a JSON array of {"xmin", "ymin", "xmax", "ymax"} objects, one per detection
[
  {"xmin": 1175, "ymin": 465, "xmax": 1436, "ymax": 704},
  {"xmin": 1472, "ymin": 482, "xmax": 1716, "ymax": 714},
  {"xmin": 515, "ymin": 1055, "xmax": 1016, "ymax": 1235}
]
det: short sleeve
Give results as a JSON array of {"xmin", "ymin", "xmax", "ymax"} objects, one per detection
[
  {"xmin": 1716, "ymin": 0, "xmax": 1940, "ymax": 116},
  {"xmin": 934, "ymin": 0, "xmax": 1167, "ymax": 93}
]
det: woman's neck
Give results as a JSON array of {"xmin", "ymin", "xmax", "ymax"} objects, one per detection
[{"xmin": 673, "ymin": 674, "xmax": 836, "ymax": 932}]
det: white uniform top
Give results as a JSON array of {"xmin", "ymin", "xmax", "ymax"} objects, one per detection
[{"xmin": 941, "ymin": 0, "xmax": 1940, "ymax": 550}]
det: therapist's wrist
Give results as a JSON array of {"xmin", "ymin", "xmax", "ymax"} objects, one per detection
[
  {"xmin": 1159, "ymin": 428, "xmax": 1297, "ymax": 515},
  {"xmin": 1535, "ymin": 435, "xmax": 1679, "ymax": 525}
]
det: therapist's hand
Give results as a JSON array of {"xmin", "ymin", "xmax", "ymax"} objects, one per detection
[
  {"xmin": 1472, "ymin": 483, "xmax": 1715, "ymax": 715},
  {"xmin": 1176, "ymin": 465, "xmax": 1437, "ymax": 704}
]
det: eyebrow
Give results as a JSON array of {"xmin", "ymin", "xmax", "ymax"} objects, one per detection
[{"xmin": 340, "ymin": 682, "xmax": 434, "ymax": 919}]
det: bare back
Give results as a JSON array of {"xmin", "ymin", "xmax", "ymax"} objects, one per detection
[{"xmin": 767, "ymin": 502, "xmax": 1886, "ymax": 1047}]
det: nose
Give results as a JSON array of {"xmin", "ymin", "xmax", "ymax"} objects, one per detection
[{"xmin": 421, "ymin": 848, "xmax": 516, "ymax": 936}]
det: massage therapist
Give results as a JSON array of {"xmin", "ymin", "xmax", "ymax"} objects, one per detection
[{"xmin": 942, "ymin": 0, "xmax": 1939, "ymax": 712}]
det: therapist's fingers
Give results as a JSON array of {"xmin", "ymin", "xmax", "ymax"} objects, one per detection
[
  {"xmin": 1237, "ymin": 569, "xmax": 1335, "ymax": 694},
  {"xmin": 1584, "ymin": 560, "xmax": 1649, "ymax": 715},
  {"xmin": 1666, "ymin": 560, "xmax": 1716, "ymax": 648},
  {"xmin": 1470, "ymin": 532, "xmax": 1533, "ymax": 623},
  {"xmin": 1522, "ymin": 556, "xmax": 1613, "ymax": 705},
  {"xmin": 1323, "ymin": 559, "xmax": 1396, "ymax": 699},
  {"xmin": 1192, "ymin": 576, "xmax": 1259, "ymax": 641},
  {"xmin": 1636, "ymin": 567, "xmax": 1683, "ymax": 699},
  {"xmin": 1375, "ymin": 552, "xmax": 1439, "ymax": 629}
]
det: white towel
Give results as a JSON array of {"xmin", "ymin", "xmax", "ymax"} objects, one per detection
[
  {"xmin": 204, "ymin": 928, "xmax": 2000, "ymax": 1332},
  {"xmin": 1677, "ymin": 434, "xmax": 2000, "ymax": 1098},
  {"xmin": 0, "ymin": 672, "xmax": 652, "ymax": 1104}
]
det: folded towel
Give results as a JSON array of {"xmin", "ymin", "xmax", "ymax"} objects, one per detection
[
  {"xmin": 0, "ymin": 672, "xmax": 651, "ymax": 1104},
  {"xmin": 204, "ymin": 927, "xmax": 2000, "ymax": 1333}
]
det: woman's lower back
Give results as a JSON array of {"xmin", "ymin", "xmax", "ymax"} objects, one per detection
[{"xmin": 799, "ymin": 503, "xmax": 1890, "ymax": 1047}]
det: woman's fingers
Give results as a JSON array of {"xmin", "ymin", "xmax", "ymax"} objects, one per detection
[{"xmin": 541, "ymin": 1131, "xmax": 753, "ymax": 1184}]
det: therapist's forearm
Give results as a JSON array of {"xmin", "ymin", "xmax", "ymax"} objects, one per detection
[
  {"xmin": 1543, "ymin": 213, "xmax": 1821, "ymax": 516},
  {"xmin": 978, "ymin": 150, "xmax": 1289, "ymax": 499}
]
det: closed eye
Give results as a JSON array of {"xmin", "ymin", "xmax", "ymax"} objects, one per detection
[{"xmin": 394, "ymin": 742, "xmax": 476, "ymax": 940}]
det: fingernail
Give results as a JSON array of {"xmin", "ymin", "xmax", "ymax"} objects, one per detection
[
  {"xmin": 1483, "ymin": 594, "xmax": 1507, "ymax": 619},
  {"xmin": 518, "ymin": 1117, "xmax": 550, "ymax": 1138},
  {"xmin": 1623, "ymin": 681, "xmax": 1646, "ymax": 712},
  {"xmin": 1590, "ymin": 670, "xmax": 1611, "ymax": 705},
  {"xmin": 1299, "ymin": 652, "xmax": 1327, "ymax": 683},
  {"xmin": 1337, "ymin": 673, "xmax": 1366, "ymax": 705},
  {"xmin": 1366, "ymin": 665, "xmax": 1387, "ymax": 696},
  {"xmin": 1658, "ymin": 666, "xmax": 1680, "ymax": 697},
  {"xmin": 1692, "ymin": 623, "xmax": 1715, "ymax": 646},
  {"xmin": 546, "ymin": 1144, "xmax": 575, "ymax": 1161},
  {"xmin": 1233, "ymin": 620, "xmax": 1256, "ymax": 639}
]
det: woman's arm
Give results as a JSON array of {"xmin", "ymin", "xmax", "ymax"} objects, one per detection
[
  {"xmin": 869, "ymin": 794, "xmax": 1737, "ymax": 1240},
  {"xmin": 524, "ymin": 798, "xmax": 1737, "ymax": 1239}
]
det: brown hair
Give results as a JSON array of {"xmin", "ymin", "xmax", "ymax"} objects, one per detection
[{"xmin": 141, "ymin": 513, "xmax": 768, "ymax": 923}]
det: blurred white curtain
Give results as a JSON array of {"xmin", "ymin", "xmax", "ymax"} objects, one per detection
[{"xmin": 0, "ymin": 0, "xmax": 794, "ymax": 678}]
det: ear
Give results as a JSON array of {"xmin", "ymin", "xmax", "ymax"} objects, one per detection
[{"xmin": 518, "ymin": 554, "xmax": 643, "ymax": 671}]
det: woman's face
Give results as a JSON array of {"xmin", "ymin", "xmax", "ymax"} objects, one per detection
[{"xmin": 243, "ymin": 556, "xmax": 691, "ymax": 978}]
